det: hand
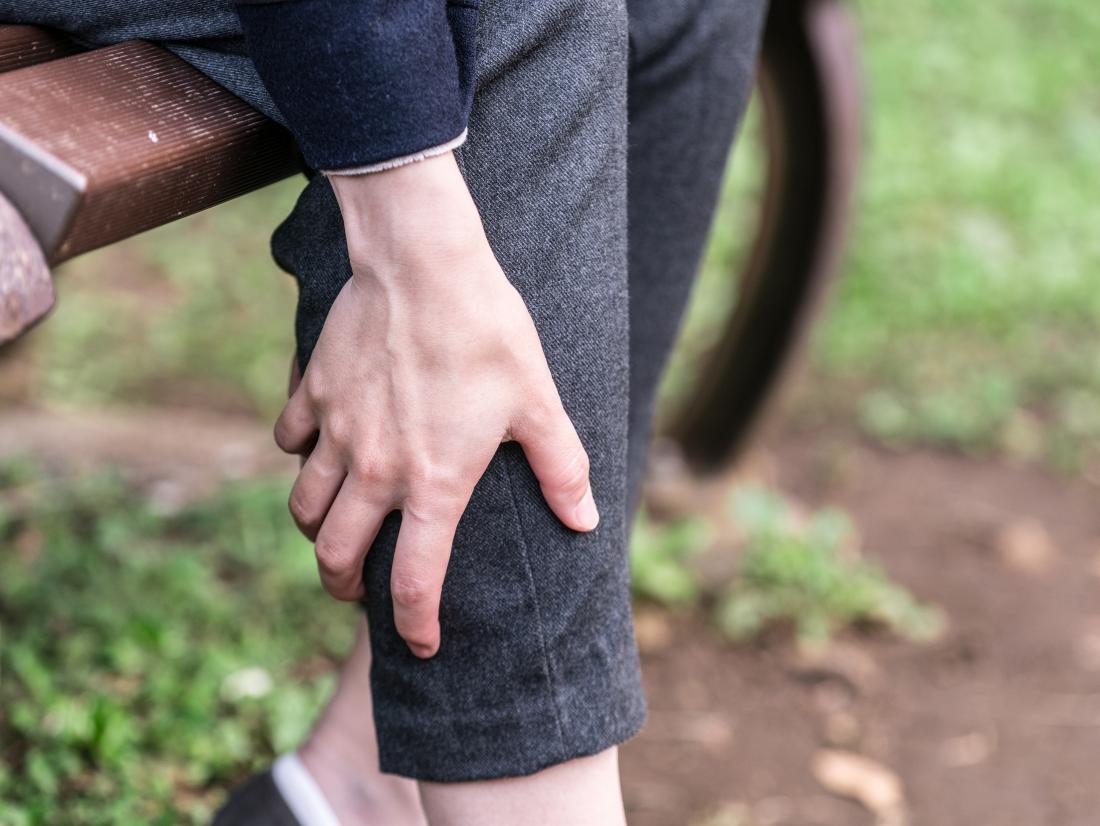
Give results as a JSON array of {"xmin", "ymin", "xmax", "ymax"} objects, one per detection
[{"xmin": 274, "ymin": 152, "xmax": 599, "ymax": 658}]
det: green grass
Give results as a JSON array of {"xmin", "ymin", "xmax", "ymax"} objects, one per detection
[
  {"xmin": 0, "ymin": 463, "xmax": 934, "ymax": 823},
  {"xmin": 630, "ymin": 509, "xmax": 710, "ymax": 607},
  {"xmin": 716, "ymin": 488, "xmax": 942, "ymax": 645},
  {"xmin": 0, "ymin": 465, "xmax": 351, "ymax": 824},
  {"xmin": 810, "ymin": 0, "xmax": 1100, "ymax": 465},
  {"xmin": 629, "ymin": 487, "xmax": 940, "ymax": 646}
]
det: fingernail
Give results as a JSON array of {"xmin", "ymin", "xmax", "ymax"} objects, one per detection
[{"xmin": 574, "ymin": 487, "xmax": 600, "ymax": 530}]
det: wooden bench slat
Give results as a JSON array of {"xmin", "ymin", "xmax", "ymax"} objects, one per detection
[
  {"xmin": 0, "ymin": 24, "xmax": 82, "ymax": 74},
  {"xmin": 0, "ymin": 37, "xmax": 300, "ymax": 265}
]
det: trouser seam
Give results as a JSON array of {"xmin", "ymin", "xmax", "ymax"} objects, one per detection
[{"xmin": 500, "ymin": 447, "xmax": 569, "ymax": 764}]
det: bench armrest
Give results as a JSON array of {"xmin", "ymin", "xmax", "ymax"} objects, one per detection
[
  {"xmin": 0, "ymin": 38, "xmax": 300, "ymax": 265},
  {"xmin": 0, "ymin": 29, "xmax": 302, "ymax": 342}
]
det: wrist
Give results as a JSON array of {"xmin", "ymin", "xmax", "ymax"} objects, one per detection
[{"xmin": 329, "ymin": 153, "xmax": 484, "ymax": 265}]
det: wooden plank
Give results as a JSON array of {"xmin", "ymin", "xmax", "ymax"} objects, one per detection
[
  {"xmin": 0, "ymin": 24, "xmax": 82, "ymax": 74},
  {"xmin": 0, "ymin": 39, "xmax": 301, "ymax": 264}
]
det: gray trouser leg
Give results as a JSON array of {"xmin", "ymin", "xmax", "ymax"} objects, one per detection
[
  {"xmin": 271, "ymin": 0, "xmax": 643, "ymax": 782},
  {"xmin": 275, "ymin": 0, "xmax": 770, "ymax": 778}
]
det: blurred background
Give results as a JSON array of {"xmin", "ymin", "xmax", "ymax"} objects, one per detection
[{"xmin": 2, "ymin": 0, "xmax": 1099, "ymax": 823}]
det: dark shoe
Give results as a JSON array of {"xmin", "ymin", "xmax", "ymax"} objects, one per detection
[{"xmin": 212, "ymin": 769, "xmax": 301, "ymax": 826}]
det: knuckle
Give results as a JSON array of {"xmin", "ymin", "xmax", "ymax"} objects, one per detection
[
  {"xmin": 521, "ymin": 392, "xmax": 560, "ymax": 433},
  {"xmin": 404, "ymin": 459, "xmax": 436, "ymax": 490},
  {"xmin": 406, "ymin": 459, "xmax": 462, "ymax": 492},
  {"xmin": 303, "ymin": 373, "xmax": 326, "ymax": 407},
  {"xmin": 287, "ymin": 487, "xmax": 315, "ymax": 526},
  {"xmin": 314, "ymin": 536, "xmax": 355, "ymax": 576},
  {"xmin": 325, "ymin": 412, "xmax": 351, "ymax": 446},
  {"xmin": 349, "ymin": 455, "xmax": 389, "ymax": 487},
  {"xmin": 553, "ymin": 449, "xmax": 591, "ymax": 498},
  {"xmin": 408, "ymin": 476, "xmax": 468, "ymax": 519},
  {"xmin": 390, "ymin": 572, "xmax": 434, "ymax": 609},
  {"xmin": 405, "ymin": 491, "xmax": 466, "ymax": 526}
]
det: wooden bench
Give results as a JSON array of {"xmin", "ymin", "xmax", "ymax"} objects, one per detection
[
  {"xmin": 0, "ymin": 26, "xmax": 300, "ymax": 343},
  {"xmin": 0, "ymin": 0, "xmax": 861, "ymax": 471}
]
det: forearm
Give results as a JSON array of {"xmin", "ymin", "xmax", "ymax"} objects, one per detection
[{"xmin": 327, "ymin": 152, "xmax": 486, "ymax": 276}]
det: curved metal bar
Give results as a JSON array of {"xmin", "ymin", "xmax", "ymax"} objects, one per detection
[
  {"xmin": 667, "ymin": 0, "xmax": 862, "ymax": 471},
  {"xmin": 0, "ymin": 190, "xmax": 54, "ymax": 342}
]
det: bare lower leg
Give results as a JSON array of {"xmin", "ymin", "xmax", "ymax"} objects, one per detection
[
  {"xmin": 299, "ymin": 615, "xmax": 624, "ymax": 826},
  {"xmin": 299, "ymin": 618, "xmax": 426, "ymax": 826},
  {"xmin": 418, "ymin": 748, "xmax": 626, "ymax": 826}
]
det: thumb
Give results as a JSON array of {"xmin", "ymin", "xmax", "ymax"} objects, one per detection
[{"xmin": 513, "ymin": 401, "xmax": 600, "ymax": 532}]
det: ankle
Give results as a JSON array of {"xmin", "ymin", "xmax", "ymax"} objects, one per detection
[{"xmin": 298, "ymin": 737, "xmax": 425, "ymax": 826}]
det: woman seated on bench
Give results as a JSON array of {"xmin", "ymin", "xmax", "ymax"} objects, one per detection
[{"xmin": 0, "ymin": 0, "xmax": 768, "ymax": 823}]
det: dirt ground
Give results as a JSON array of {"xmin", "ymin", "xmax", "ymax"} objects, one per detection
[
  {"xmin": 3, "ymin": 405, "xmax": 1098, "ymax": 825},
  {"xmin": 623, "ymin": 426, "xmax": 1100, "ymax": 826}
]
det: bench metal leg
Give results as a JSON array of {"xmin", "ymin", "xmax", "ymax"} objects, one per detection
[
  {"xmin": 666, "ymin": 0, "xmax": 862, "ymax": 471},
  {"xmin": 0, "ymin": 25, "xmax": 78, "ymax": 344},
  {"xmin": 0, "ymin": 191, "xmax": 54, "ymax": 342}
]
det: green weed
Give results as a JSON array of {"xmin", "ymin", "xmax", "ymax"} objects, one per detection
[
  {"xmin": 716, "ymin": 488, "xmax": 942, "ymax": 645},
  {"xmin": 0, "ymin": 464, "xmax": 349, "ymax": 824},
  {"xmin": 629, "ymin": 509, "xmax": 709, "ymax": 607}
]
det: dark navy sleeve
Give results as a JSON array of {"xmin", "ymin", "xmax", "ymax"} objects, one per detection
[{"xmin": 232, "ymin": 0, "xmax": 479, "ymax": 171}]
